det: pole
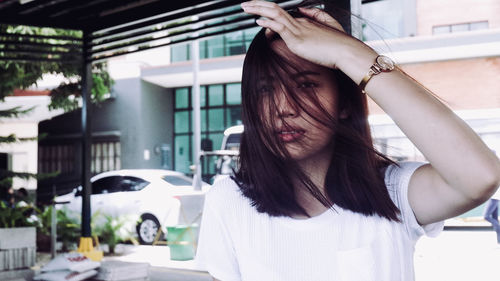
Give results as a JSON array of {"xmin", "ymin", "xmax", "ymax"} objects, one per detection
[
  {"xmin": 51, "ymin": 185, "xmax": 56, "ymax": 258},
  {"xmin": 77, "ymin": 31, "xmax": 102, "ymax": 261},
  {"xmin": 191, "ymin": 39, "xmax": 202, "ymax": 190},
  {"xmin": 81, "ymin": 31, "xmax": 92, "ymax": 239}
]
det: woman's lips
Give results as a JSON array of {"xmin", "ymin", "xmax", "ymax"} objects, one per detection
[{"xmin": 277, "ymin": 129, "xmax": 305, "ymax": 142}]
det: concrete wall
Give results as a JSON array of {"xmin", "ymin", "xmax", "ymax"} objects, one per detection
[
  {"xmin": 139, "ymin": 81, "xmax": 174, "ymax": 169},
  {"xmin": 103, "ymin": 77, "xmax": 144, "ymax": 169}
]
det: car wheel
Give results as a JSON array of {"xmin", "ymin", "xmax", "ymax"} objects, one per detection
[{"xmin": 137, "ymin": 214, "xmax": 162, "ymax": 245}]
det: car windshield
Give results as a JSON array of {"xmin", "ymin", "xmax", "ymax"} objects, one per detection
[{"xmin": 161, "ymin": 175, "xmax": 192, "ymax": 186}]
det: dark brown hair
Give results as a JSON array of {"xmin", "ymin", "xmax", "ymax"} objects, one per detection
[{"xmin": 233, "ymin": 3, "xmax": 400, "ymax": 221}]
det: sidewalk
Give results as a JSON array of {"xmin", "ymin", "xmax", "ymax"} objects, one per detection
[
  {"xmin": 101, "ymin": 244, "xmax": 210, "ymax": 281},
  {"xmin": 32, "ymin": 228, "xmax": 500, "ymax": 281},
  {"xmin": 110, "ymin": 229, "xmax": 500, "ymax": 281}
]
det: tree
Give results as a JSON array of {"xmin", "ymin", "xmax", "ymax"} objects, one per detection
[{"xmin": 0, "ymin": 23, "xmax": 113, "ymax": 199}]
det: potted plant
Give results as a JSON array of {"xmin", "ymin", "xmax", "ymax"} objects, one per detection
[
  {"xmin": 0, "ymin": 201, "xmax": 37, "ymax": 271},
  {"xmin": 94, "ymin": 214, "xmax": 134, "ymax": 255}
]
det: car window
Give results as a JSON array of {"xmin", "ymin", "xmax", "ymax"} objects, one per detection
[
  {"xmin": 92, "ymin": 176, "xmax": 122, "ymax": 194},
  {"xmin": 161, "ymin": 175, "xmax": 192, "ymax": 186},
  {"xmin": 120, "ymin": 176, "xmax": 149, "ymax": 192}
]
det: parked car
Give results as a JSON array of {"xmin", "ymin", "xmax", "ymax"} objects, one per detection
[{"xmin": 55, "ymin": 169, "xmax": 209, "ymax": 245}]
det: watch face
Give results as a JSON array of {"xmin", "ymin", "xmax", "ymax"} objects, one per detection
[{"xmin": 376, "ymin": 55, "xmax": 395, "ymax": 71}]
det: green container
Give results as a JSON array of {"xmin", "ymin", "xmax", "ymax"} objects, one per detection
[{"xmin": 166, "ymin": 224, "xmax": 199, "ymax": 261}]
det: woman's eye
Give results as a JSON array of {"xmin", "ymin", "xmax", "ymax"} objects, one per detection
[
  {"xmin": 258, "ymin": 85, "xmax": 274, "ymax": 94},
  {"xmin": 298, "ymin": 82, "xmax": 317, "ymax": 89}
]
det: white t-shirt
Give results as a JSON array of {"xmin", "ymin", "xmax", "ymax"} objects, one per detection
[{"xmin": 196, "ymin": 162, "xmax": 444, "ymax": 281}]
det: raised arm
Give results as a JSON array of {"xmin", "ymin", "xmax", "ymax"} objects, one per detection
[{"xmin": 241, "ymin": 0, "xmax": 500, "ymax": 225}]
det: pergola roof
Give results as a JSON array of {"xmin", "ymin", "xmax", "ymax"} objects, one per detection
[
  {"xmin": 0, "ymin": 0, "xmax": 226, "ymax": 31},
  {"xmin": 0, "ymin": 0, "xmax": 314, "ymax": 63}
]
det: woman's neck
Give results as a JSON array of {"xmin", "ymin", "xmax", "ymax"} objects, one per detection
[{"xmin": 292, "ymin": 149, "xmax": 333, "ymax": 218}]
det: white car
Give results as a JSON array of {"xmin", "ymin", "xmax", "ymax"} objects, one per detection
[{"xmin": 55, "ymin": 169, "xmax": 209, "ymax": 245}]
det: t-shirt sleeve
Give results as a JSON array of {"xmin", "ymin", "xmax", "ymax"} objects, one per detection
[
  {"xmin": 385, "ymin": 161, "xmax": 444, "ymax": 241},
  {"xmin": 195, "ymin": 183, "xmax": 241, "ymax": 281}
]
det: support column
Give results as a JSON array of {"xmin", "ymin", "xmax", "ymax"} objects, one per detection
[
  {"xmin": 78, "ymin": 31, "xmax": 102, "ymax": 261},
  {"xmin": 191, "ymin": 39, "xmax": 202, "ymax": 190}
]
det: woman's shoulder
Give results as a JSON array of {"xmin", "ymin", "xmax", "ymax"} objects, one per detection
[{"xmin": 206, "ymin": 176, "xmax": 246, "ymax": 204}]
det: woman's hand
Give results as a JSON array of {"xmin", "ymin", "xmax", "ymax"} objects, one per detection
[{"xmin": 240, "ymin": 0, "xmax": 375, "ymax": 70}]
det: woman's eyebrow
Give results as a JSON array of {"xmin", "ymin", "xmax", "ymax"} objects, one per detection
[{"xmin": 291, "ymin": 71, "xmax": 321, "ymax": 79}]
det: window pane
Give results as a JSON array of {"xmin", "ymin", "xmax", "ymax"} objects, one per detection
[
  {"xmin": 199, "ymin": 41, "xmax": 207, "ymax": 59},
  {"xmin": 226, "ymin": 107, "xmax": 242, "ymax": 127},
  {"xmin": 162, "ymin": 175, "xmax": 192, "ymax": 186},
  {"xmin": 225, "ymin": 30, "xmax": 245, "ymax": 56},
  {"xmin": 432, "ymin": 25, "xmax": 450, "ymax": 35},
  {"xmin": 244, "ymin": 27, "xmax": 260, "ymax": 50},
  {"xmin": 208, "ymin": 85, "xmax": 224, "ymax": 106},
  {"xmin": 175, "ymin": 135, "xmax": 191, "ymax": 174},
  {"xmin": 470, "ymin": 21, "xmax": 489, "ymax": 31},
  {"xmin": 208, "ymin": 133, "xmax": 224, "ymax": 153},
  {"xmin": 201, "ymin": 109, "xmax": 207, "ymax": 132},
  {"xmin": 171, "ymin": 43, "xmax": 190, "ymax": 62},
  {"xmin": 175, "ymin": 111, "xmax": 190, "ymax": 133},
  {"xmin": 226, "ymin": 83, "xmax": 241, "ymax": 105},
  {"xmin": 200, "ymin": 86, "xmax": 206, "ymax": 107},
  {"xmin": 361, "ymin": 0, "xmax": 404, "ymax": 40},
  {"xmin": 205, "ymin": 36, "xmax": 224, "ymax": 58},
  {"xmin": 208, "ymin": 108, "xmax": 224, "ymax": 131},
  {"xmin": 451, "ymin": 23, "xmax": 469, "ymax": 33},
  {"xmin": 175, "ymin": 88, "xmax": 189, "ymax": 109}
]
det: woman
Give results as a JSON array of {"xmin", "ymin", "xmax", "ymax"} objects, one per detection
[{"xmin": 196, "ymin": 1, "xmax": 500, "ymax": 280}]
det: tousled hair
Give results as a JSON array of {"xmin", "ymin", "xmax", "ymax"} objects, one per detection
[{"xmin": 232, "ymin": 1, "xmax": 400, "ymax": 221}]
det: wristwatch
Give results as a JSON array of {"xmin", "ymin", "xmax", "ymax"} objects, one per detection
[{"xmin": 359, "ymin": 55, "xmax": 395, "ymax": 94}]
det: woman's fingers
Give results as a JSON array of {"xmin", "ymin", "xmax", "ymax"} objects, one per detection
[
  {"xmin": 241, "ymin": 1, "xmax": 299, "ymax": 34},
  {"xmin": 298, "ymin": 7, "xmax": 345, "ymax": 32}
]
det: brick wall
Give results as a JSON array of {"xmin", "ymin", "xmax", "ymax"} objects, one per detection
[
  {"xmin": 417, "ymin": 0, "xmax": 500, "ymax": 36},
  {"xmin": 367, "ymin": 56, "xmax": 500, "ymax": 114}
]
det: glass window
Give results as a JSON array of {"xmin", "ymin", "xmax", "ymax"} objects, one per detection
[
  {"xmin": 470, "ymin": 21, "xmax": 489, "ymax": 31},
  {"xmin": 451, "ymin": 23, "xmax": 469, "ymax": 33},
  {"xmin": 432, "ymin": 25, "xmax": 450, "ymax": 35},
  {"xmin": 225, "ymin": 30, "xmax": 245, "ymax": 56},
  {"xmin": 361, "ymin": 0, "xmax": 404, "ymax": 40},
  {"xmin": 208, "ymin": 85, "xmax": 224, "ymax": 106},
  {"xmin": 175, "ymin": 111, "xmax": 190, "ymax": 133},
  {"xmin": 226, "ymin": 83, "xmax": 241, "ymax": 105},
  {"xmin": 121, "ymin": 176, "xmax": 149, "ymax": 192},
  {"xmin": 208, "ymin": 133, "xmax": 224, "ymax": 153},
  {"xmin": 206, "ymin": 36, "xmax": 224, "ymax": 58},
  {"xmin": 175, "ymin": 88, "xmax": 189, "ymax": 109},
  {"xmin": 175, "ymin": 135, "xmax": 191, "ymax": 174},
  {"xmin": 226, "ymin": 107, "xmax": 242, "ymax": 127},
  {"xmin": 199, "ymin": 41, "xmax": 208, "ymax": 59},
  {"xmin": 201, "ymin": 109, "xmax": 207, "ymax": 132},
  {"xmin": 162, "ymin": 175, "xmax": 192, "ymax": 186},
  {"xmin": 171, "ymin": 43, "xmax": 190, "ymax": 62},
  {"xmin": 208, "ymin": 108, "xmax": 224, "ymax": 131},
  {"xmin": 244, "ymin": 27, "xmax": 260, "ymax": 50},
  {"xmin": 200, "ymin": 86, "xmax": 206, "ymax": 107},
  {"xmin": 92, "ymin": 176, "xmax": 122, "ymax": 194}
]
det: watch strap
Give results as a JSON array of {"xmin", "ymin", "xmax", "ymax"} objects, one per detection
[{"xmin": 359, "ymin": 55, "xmax": 394, "ymax": 94}]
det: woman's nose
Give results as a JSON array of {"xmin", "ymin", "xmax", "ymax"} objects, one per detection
[{"xmin": 275, "ymin": 89, "xmax": 298, "ymax": 118}]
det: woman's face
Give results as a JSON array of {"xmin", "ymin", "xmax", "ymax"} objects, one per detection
[{"xmin": 259, "ymin": 40, "xmax": 341, "ymax": 161}]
